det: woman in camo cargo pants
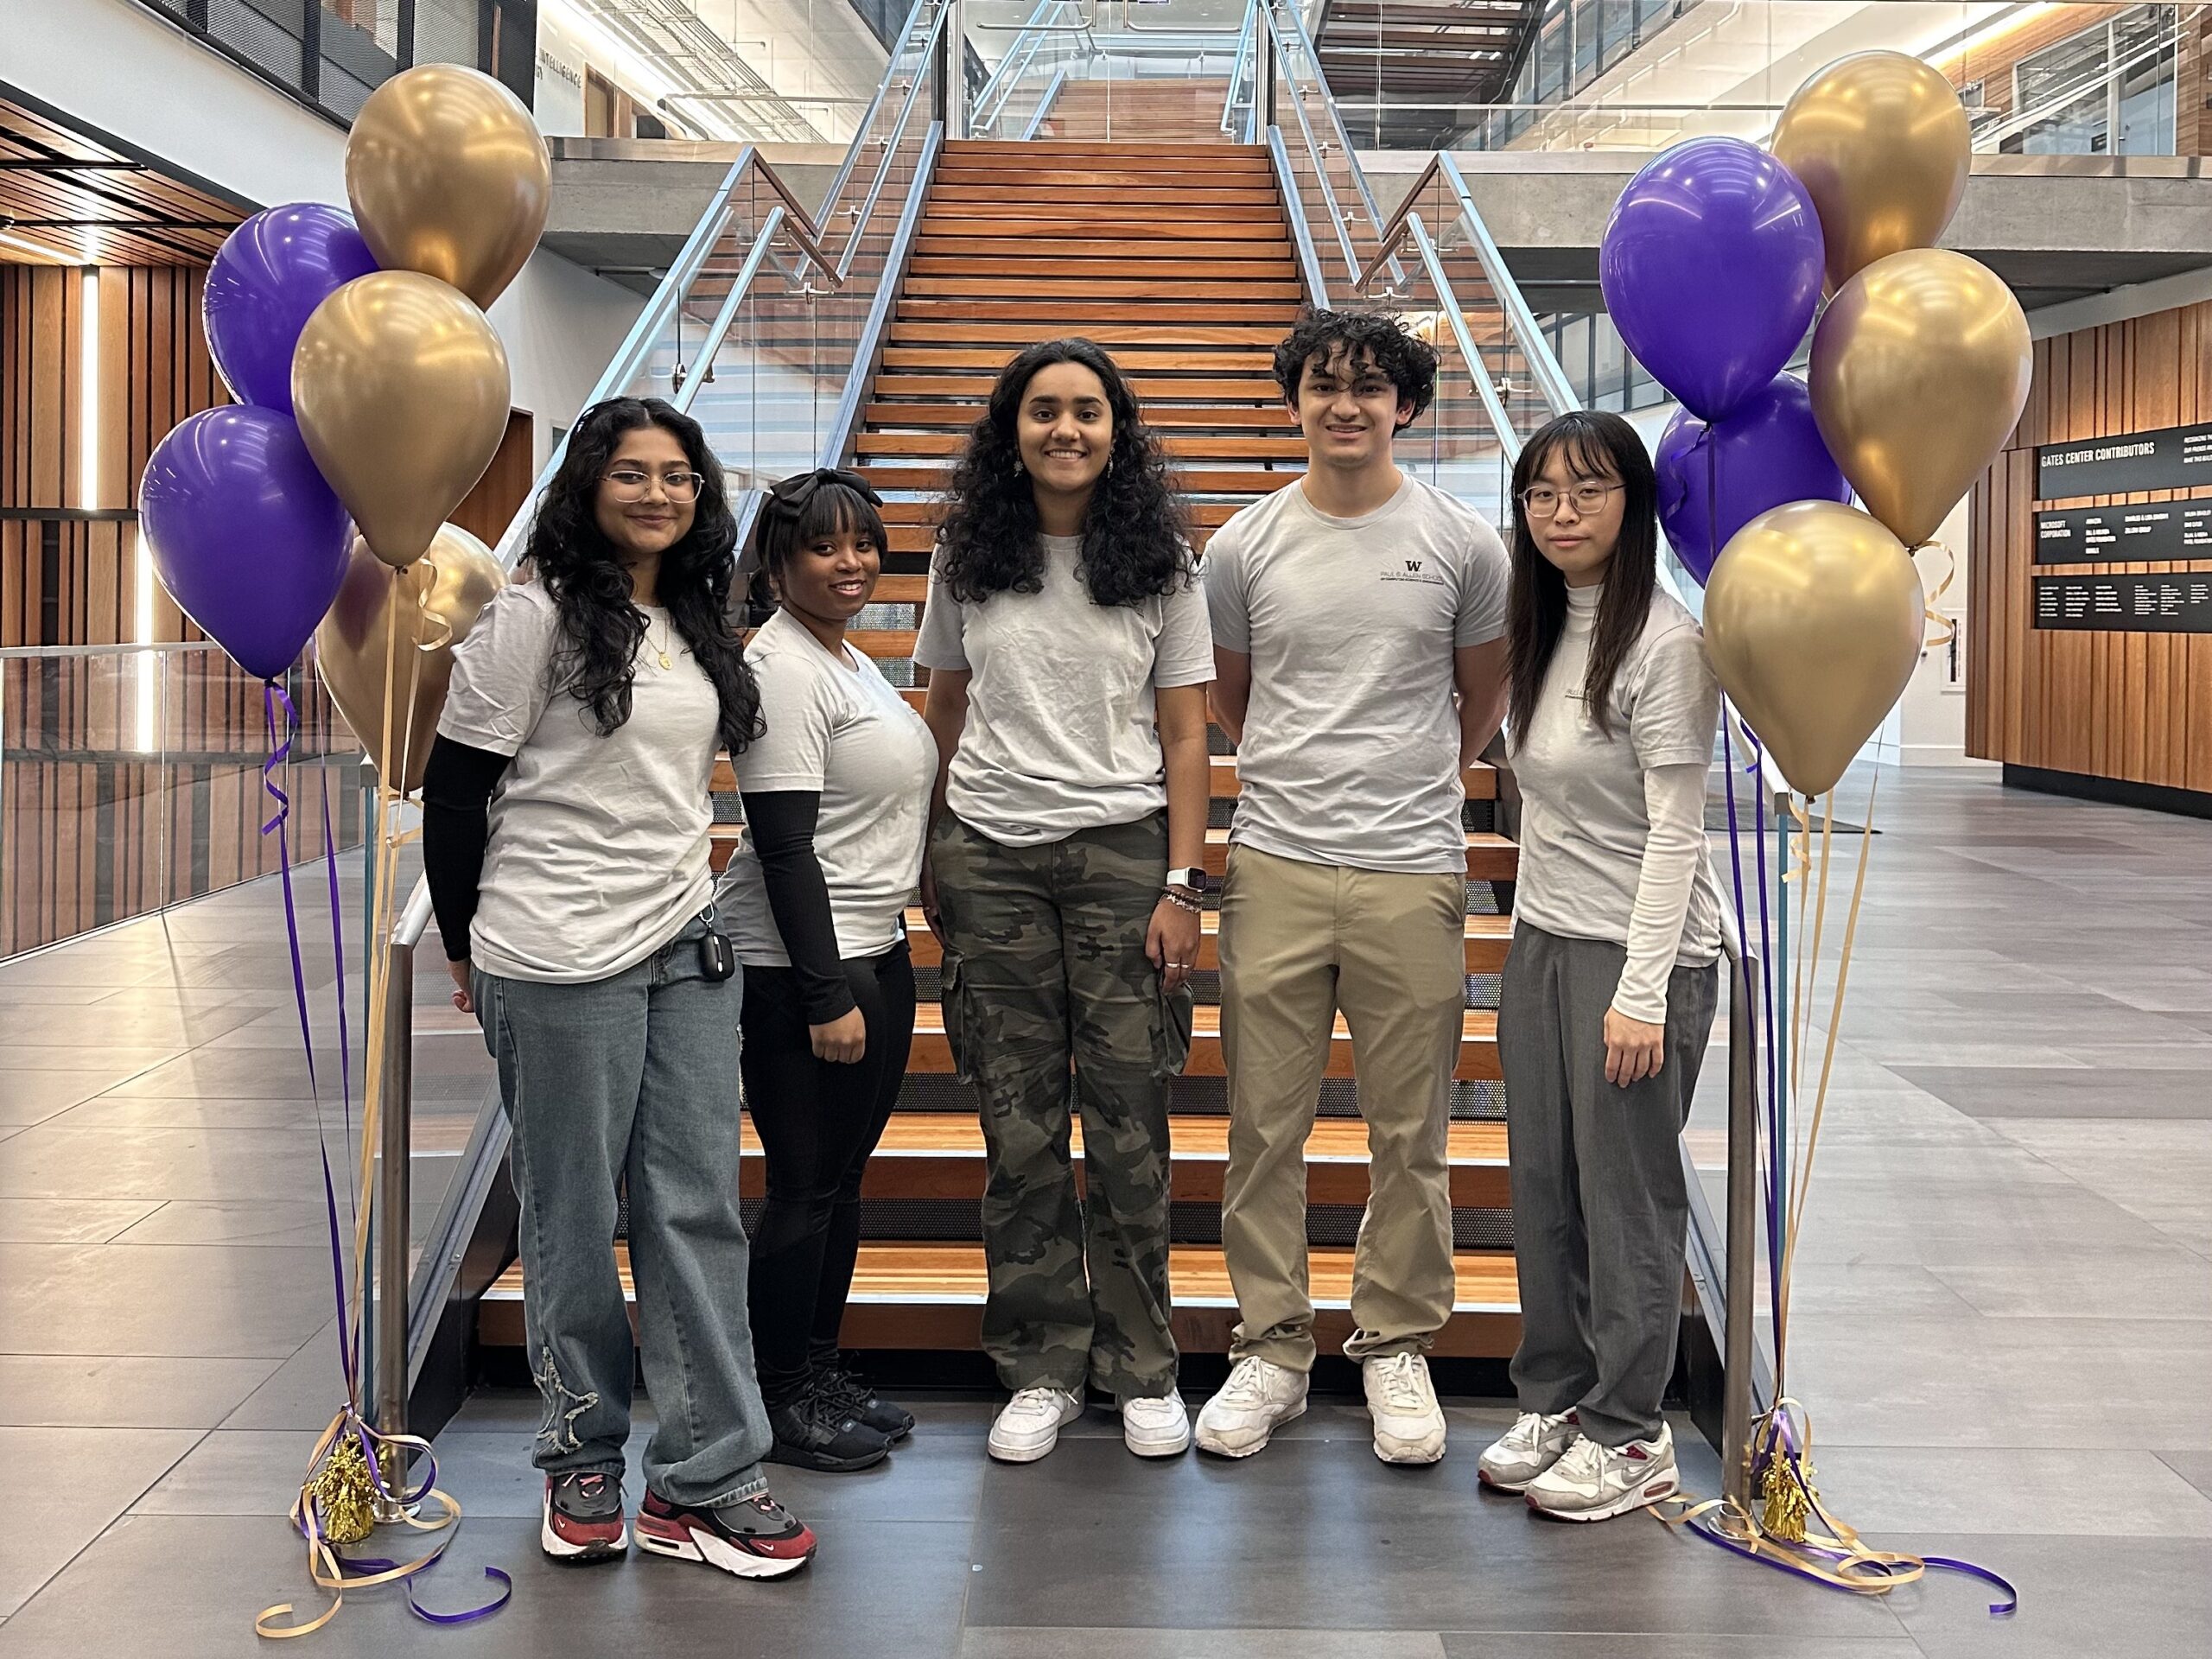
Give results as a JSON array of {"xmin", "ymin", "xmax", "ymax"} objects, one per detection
[{"xmin": 915, "ymin": 340, "xmax": 1212, "ymax": 1464}]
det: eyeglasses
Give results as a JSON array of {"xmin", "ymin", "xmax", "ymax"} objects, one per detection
[
  {"xmin": 1519, "ymin": 481, "xmax": 1623, "ymax": 518},
  {"xmin": 604, "ymin": 467, "xmax": 705, "ymax": 502}
]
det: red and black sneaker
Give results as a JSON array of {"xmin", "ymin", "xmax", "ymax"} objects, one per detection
[
  {"xmin": 541, "ymin": 1470, "xmax": 627, "ymax": 1564},
  {"xmin": 635, "ymin": 1489, "xmax": 817, "ymax": 1580}
]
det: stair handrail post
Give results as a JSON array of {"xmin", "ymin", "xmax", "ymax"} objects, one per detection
[
  {"xmin": 373, "ymin": 931, "xmax": 415, "ymax": 1516},
  {"xmin": 1721, "ymin": 941, "xmax": 1759, "ymax": 1510}
]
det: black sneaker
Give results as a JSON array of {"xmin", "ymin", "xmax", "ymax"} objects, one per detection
[
  {"xmin": 635, "ymin": 1490, "xmax": 816, "ymax": 1579},
  {"xmin": 765, "ymin": 1391, "xmax": 892, "ymax": 1473},
  {"xmin": 541, "ymin": 1468, "xmax": 627, "ymax": 1564},
  {"xmin": 816, "ymin": 1356, "xmax": 916, "ymax": 1442}
]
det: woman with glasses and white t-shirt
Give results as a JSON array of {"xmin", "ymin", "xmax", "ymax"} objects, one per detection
[
  {"xmin": 423, "ymin": 397, "xmax": 816, "ymax": 1580},
  {"xmin": 1478, "ymin": 410, "xmax": 1723, "ymax": 1523}
]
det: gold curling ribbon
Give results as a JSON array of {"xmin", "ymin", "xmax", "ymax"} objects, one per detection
[
  {"xmin": 255, "ymin": 1408, "xmax": 471, "ymax": 1639},
  {"xmin": 304, "ymin": 1438, "xmax": 376, "ymax": 1546},
  {"xmin": 1913, "ymin": 539, "xmax": 1958, "ymax": 652}
]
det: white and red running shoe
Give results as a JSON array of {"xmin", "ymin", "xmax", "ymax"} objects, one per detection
[
  {"xmin": 634, "ymin": 1489, "xmax": 817, "ymax": 1580},
  {"xmin": 540, "ymin": 1470, "xmax": 627, "ymax": 1564}
]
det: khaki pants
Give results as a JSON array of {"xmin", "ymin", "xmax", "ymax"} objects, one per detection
[{"xmin": 1217, "ymin": 844, "xmax": 1468, "ymax": 1370}]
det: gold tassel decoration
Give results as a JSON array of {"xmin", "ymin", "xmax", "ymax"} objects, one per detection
[
  {"xmin": 1758, "ymin": 1446, "xmax": 1816, "ymax": 1545},
  {"xmin": 308, "ymin": 1437, "xmax": 378, "ymax": 1546}
]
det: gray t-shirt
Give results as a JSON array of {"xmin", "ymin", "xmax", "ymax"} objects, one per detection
[
  {"xmin": 1510, "ymin": 583, "xmax": 1724, "ymax": 978},
  {"xmin": 439, "ymin": 582, "xmax": 717, "ymax": 984},
  {"xmin": 1205, "ymin": 476, "xmax": 1510, "ymax": 874},
  {"xmin": 719, "ymin": 608, "xmax": 938, "ymax": 966},
  {"xmin": 912, "ymin": 533, "xmax": 1214, "ymax": 847}
]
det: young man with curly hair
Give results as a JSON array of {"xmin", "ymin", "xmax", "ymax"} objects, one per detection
[{"xmin": 1195, "ymin": 310, "xmax": 1511, "ymax": 1465}]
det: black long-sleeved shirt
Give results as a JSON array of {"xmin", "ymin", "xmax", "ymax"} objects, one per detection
[{"xmin": 421, "ymin": 734, "xmax": 512, "ymax": 963}]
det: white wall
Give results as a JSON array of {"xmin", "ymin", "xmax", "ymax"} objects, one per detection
[{"xmin": 6, "ymin": 0, "xmax": 643, "ymax": 470}]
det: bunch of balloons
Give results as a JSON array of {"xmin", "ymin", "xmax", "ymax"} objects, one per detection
[
  {"xmin": 1599, "ymin": 53, "xmax": 2032, "ymax": 797},
  {"xmin": 137, "ymin": 63, "xmax": 549, "ymax": 779}
]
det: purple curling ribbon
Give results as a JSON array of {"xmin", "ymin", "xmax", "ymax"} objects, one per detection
[{"xmin": 333, "ymin": 1556, "xmax": 513, "ymax": 1626}]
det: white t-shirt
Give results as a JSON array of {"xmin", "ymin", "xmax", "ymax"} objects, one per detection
[
  {"xmin": 719, "ymin": 608, "xmax": 938, "ymax": 966},
  {"xmin": 1511, "ymin": 582, "xmax": 1725, "ymax": 1020},
  {"xmin": 1205, "ymin": 476, "xmax": 1510, "ymax": 874},
  {"xmin": 438, "ymin": 582, "xmax": 719, "ymax": 984},
  {"xmin": 912, "ymin": 533, "xmax": 1214, "ymax": 847}
]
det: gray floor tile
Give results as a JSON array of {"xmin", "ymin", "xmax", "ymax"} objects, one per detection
[
  {"xmin": 131, "ymin": 1428, "xmax": 327, "ymax": 1515},
  {"xmin": 963, "ymin": 1437, "xmax": 1903, "ymax": 1638},
  {"xmin": 0, "ymin": 1243, "xmax": 336, "ymax": 1359},
  {"xmin": 51, "ymin": 1096, "xmax": 333, "ymax": 1131},
  {"xmin": 111, "ymin": 1201, "xmax": 339, "ymax": 1248},
  {"xmin": 0, "ymin": 1199, "xmax": 161, "ymax": 1244},
  {"xmin": 0, "ymin": 1426, "xmax": 200, "ymax": 1615},
  {"xmin": 1438, "ymin": 1641, "xmax": 1923, "ymax": 1658},
  {"xmin": 2159, "ymin": 1450, "xmax": 2212, "ymax": 1500},
  {"xmin": 1872, "ymin": 1531, "xmax": 2212, "ymax": 1659},
  {"xmin": 99, "ymin": 1049, "xmax": 355, "ymax": 1100},
  {"xmin": 0, "ymin": 1126, "xmax": 330, "ymax": 1203},
  {"xmin": 966, "ymin": 1635, "xmax": 1449, "ymax": 1659},
  {"xmin": 219, "ymin": 1324, "xmax": 355, "ymax": 1431},
  {"xmin": 1802, "ymin": 1446, "xmax": 2212, "ymax": 1535},
  {"xmin": 0, "ymin": 1073, "xmax": 111, "ymax": 1128},
  {"xmin": 1927, "ymin": 1247, "xmax": 2212, "ymax": 1322},
  {"xmin": 1892, "ymin": 1066, "xmax": 2212, "ymax": 1119},
  {"xmin": 0, "ymin": 1355, "xmax": 281, "ymax": 1429}
]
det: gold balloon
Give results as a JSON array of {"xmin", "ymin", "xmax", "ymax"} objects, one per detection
[
  {"xmin": 1808, "ymin": 247, "xmax": 2031, "ymax": 549},
  {"xmin": 315, "ymin": 524, "xmax": 505, "ymax": 791},
  {"xmin": 293, "ymin": 270, "xmax": 512, "ymax": 569},
  {"xmin": 1705, "ymin": 500, "xmax": 1923, "ymax": 798},
  {"xmin": 345, "ymin": 63, "xmax": 550, "ymax": 310},
  {"xmin": 1772, "ymin": 52, "xmax": 1971, "ymax": 293}
]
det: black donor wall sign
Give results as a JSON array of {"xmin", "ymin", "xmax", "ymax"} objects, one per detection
[
  {"xmin": 2037, "ymin": 421, "xmax": 2212, "ymax": 498},
  {"xmin": 2031, "ymin": 423, "xmax": 2212, "ymax": 632}
]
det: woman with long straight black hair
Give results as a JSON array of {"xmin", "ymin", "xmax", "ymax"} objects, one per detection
[
  {"xmin": 1478, "ymin": 410, "xmax": 1724, "ymax": 1522},
  {"xmin": 916, "ymin": 338, "xmax": 1212, "ymax": 1465},
  {"xmin": 422, "ymin": 397, "xmax": 817, "ymax": 1579}
]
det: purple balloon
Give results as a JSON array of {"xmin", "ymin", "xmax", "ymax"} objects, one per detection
[
  {"xmin": 203, "ymin": 204, "xmax": 378, "ymax": 414},
  {"xmin": 1656, "ymin": 373, "xmax": 1853, "ymax": 585},
  {"xmin": 1599, "ymin": 138, "xmax": 1824, "ymax": 423},
  {"xmin": 139, "ymin": 407, "xmax": 353, "ymax": 682}
]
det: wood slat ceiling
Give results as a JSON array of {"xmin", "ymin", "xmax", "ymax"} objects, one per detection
[{"xmin": 0, "ymin": 95, "xmax": 246, "ymax": 268}]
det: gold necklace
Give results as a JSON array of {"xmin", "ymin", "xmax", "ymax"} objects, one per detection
[{"xmin": 649, "ymin": 612, "xmax": 672, "ymax": 670}]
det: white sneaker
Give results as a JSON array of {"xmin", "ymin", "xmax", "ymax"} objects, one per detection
[
  {"xmin": 1120, "ymin": 1390, "xmax": 1192, "ymax": 1458},
  {"xmin": 1524, "ymin": 1423, "xmax": 1679, "ymax": 1522},
  {"xmin": 987, "ymin": 1387, "xmax": 1084, "ymax": 1464},
  {"xmin": 1362, "ymin": 1351, "xmax": 1446, "ymax": 1465},
  {"xmin": 1193, "ymin": 1357, "xmax": 1308, "ymax": 1458},
  {"xmin": 1478, "ymin": 1409, "xmax": 1580, "ymax": 1492}
]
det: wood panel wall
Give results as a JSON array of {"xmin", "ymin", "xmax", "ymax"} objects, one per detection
[
  {"xmin": 1966, "ymin": 299, "xmax": 2212, "ymax": 793},
  {"xmin": 1, "ymin": 263, "xmax": 222, "ymax": 647}
]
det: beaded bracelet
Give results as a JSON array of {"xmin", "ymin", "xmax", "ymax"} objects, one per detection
[{"xmin": 1160, "ymin": 888, "xmax": 1203, "ymax": 914}]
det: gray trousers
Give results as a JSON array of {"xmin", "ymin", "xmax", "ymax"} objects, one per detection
[
  {"xmin": 476, "ymin": 912, "xmax": 773, "ymax": 1509},
  {"xmin": 1498, "ymin": 923, "xmax": 1719, "ymax": 1447}
]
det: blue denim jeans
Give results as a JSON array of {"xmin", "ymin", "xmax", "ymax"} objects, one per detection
[{"xmin": 475, "ymin": 912, "xmax": 772, "ymax": 1508}]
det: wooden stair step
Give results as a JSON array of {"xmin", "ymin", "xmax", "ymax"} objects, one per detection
[
  {"xmin": 704, "ymin": 821, "xmax": 1511, "ymax": 890},
  {"xmin": 897, "ymin": 301, "xmax": 1304, "ymax": 324},
  {"xmin": 928, "ymin": 186, "xmax": 1281, "ymax": 207},
  {"xmin": 902, "ymin": 277, "xmax": 1307, "ymax": 302},
  {"xmin": 877, "ymin": 499, "xmax": 1245, "ymax": 528},
  {"xmin": 919, "ymin": 217, "xmax": 1291, "ymax": 240},
  {"xmin": 855, "ymin": 432, "xmax": 1309, "ymax": 461},
  {"xmin": 480, "ymin": 1243, "xmax": 1522, "ymax": 1356},
  {"xmin": 866, "ymin": 403, "xmax": 1291, "ymax": 431},
  {"xmin": 873, "ymin": 375, "xmax": 1285, "ymax": 402},
  {"xmin": 899, "ymin": 906, "xmax": 1514, "ymax": 976},
  {"xmin": 932, "ymin": 168, "xmax": 1274, "ymax": 189},
  {"xmin": 912, "ymin": 241, "xmax": 1295, "ymax": 264},
  {"xmin": 889, "ymin": 322, "xmax": 1288, "ymax": 346},
  {"xmin": 861, "ymin": 463, "xmax": 1300, "ymax": 495},
  {"xmin": 734, "ymin": 1116, "xmax": 1512, "ymax": 1208},
  {"xmin": 918, "ymin": 200, "xmax": 1287, "ymax": 223}
]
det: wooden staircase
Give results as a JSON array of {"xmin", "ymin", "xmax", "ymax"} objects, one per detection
[{"xmin": 481, "ymin": 139, "xmax": 1526, "ymax": 1363}]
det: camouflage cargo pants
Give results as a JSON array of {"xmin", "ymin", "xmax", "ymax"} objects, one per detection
[{"xmin": 931, "ymin": 810, "xmax": 1193, "ymax": 1398}]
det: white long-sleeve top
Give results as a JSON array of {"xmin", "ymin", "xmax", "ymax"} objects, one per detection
[{"xmin": 1510, "ymin": 582, "xmax": 1724, "ymax": 1023}]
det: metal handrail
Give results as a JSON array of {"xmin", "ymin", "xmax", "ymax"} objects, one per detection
[{"xmin": 1267, "ymin": 125, "xmax": 1328, "ymax": 306}]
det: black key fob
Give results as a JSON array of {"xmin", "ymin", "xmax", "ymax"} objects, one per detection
[{"xmin": 698, "ymin": 925, "xmax": 736, "ymax": 982}]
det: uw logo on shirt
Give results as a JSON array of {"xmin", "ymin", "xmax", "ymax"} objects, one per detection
[{"xmin": 1381, "ymin": 556, "xmax": 1447, "ymax": 587}]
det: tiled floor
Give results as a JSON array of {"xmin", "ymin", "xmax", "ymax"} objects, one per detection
[{"xmin": 0, "ymin": 766, "xmax": 2208, "ymax": 1656}]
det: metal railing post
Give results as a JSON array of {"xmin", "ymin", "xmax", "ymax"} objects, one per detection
[
  {"xmin": 374, "ymin": 937, "xmax": 415, "ymax": 1519},
  {"xmin": 1256, "ymin": 9, "xmax": 1276, "ymax": 129},
  {"xmin": 1721, "ymin": 946, "xmax": 1760, "ymax": 1510}
]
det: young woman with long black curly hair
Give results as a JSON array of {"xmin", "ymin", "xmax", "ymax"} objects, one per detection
[
  {"xmin": 420, "ymin": 397, "xmax": 818, "ymax": 1580},
  {"xmin": 914, "ymin": 338, "xmax": 1211, "ymax": 1465}
]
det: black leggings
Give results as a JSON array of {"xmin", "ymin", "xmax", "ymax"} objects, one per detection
[{"xmin": 741, "ymin": 938, "xmax": 915, "ymax": 1409}]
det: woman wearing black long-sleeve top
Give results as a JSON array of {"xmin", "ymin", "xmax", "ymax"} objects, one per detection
[{"xmin": 718, "ymin": 468, "xmax": 938, "ymax": 1471}]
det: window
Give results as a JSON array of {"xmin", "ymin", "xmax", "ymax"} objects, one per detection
[{"xmin": 2009, "ymin": 5, "xmax": 2177, "ymax": 157}]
